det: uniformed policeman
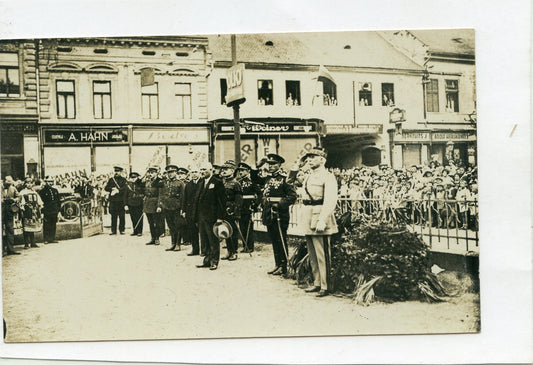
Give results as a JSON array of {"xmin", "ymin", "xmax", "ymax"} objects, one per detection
[
  {"xmin": 235, "ymin": 162, "xmax": 261, "ymax": 253},
  {"xmin": 298, "ymin": 147, "xmax": 338, "ymax": 297},
  {"xmin": 220, "ymin": 160, "xmax": 243, "ymax": 261},
  {"xmin": 143, "ymin": 166, "xmax": 163, "ymax": 245},
  {"xmin": 125, "ymin": 172, "xmax": 144, "ymax": 236},
  {"xmin": 260, "ymin": 153, "xmax": 297, "ymax": 276},
  {"xmin": 104, "ymin": 166, "xmax": 128, "ymax": 235},
  {"xmin": 160, "ymin": 165, "xmax": 186, "ymax": 251}
]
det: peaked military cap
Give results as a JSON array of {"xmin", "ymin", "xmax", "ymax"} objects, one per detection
[
  {"xmin": 222, "ymin": 160, "xmax": 237, "ymax": 169},
  {"xmin": 236, "ymin": 162, "xmax": 252, "ymax": 171},
  {"xmin": 129, "ymin": 172, "xmax": 140, "ymax": 178},
  {"xmin": 165, "ymin": 164, "xmax": 179, "ymax": 172},
  {"xmin": 302, "ymin": 146, "xmax": 327, "ymax": 161},
  {"xmin": 113, "ymin": 166, "xmax": 124, "ymax": 172},
  {"xmin": 177, "ymin": 167, "xmax": 189, "ymax": 174},
  {"xmin": 266, "ymin": 153, "xmax": 285, "ymax": 164},
  {"xmin": 147, "ymin": 166, "xmax": 159, "ymax": 172}
]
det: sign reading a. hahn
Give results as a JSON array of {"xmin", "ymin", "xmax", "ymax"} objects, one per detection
[{"xmin": 225, "ymin": 63, "xmax": 246, "ymax": 107}]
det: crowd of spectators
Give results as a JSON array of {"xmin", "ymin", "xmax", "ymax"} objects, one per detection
[{"xmin": 328, "ymin": 160, "xmax": 478, "ymax": 230}]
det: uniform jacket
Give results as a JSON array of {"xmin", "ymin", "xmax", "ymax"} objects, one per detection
[
  {"xmin": 126, "ymin": 179, "xmax": 144, "ymax": 207},
  {"xmin": 194, "ymin": 175, "xmax": 226, "ymax": 223},
  {"xmin": 223, "ymin": 177, "xmax": 243, "ymax": 220},
  {"xmin": 159, "ymin": 178, "xmax": 185, "ymax": 211},
  {"xmin": 259, "ymin": 171, "xmax": 297, "ymax": 225},
  {"xmin": 237, "ymin": 176, "xmax": 262, "ymax": 215},
  {"xmin": 38, "ymin": 184, "xmax": 61, "ymax": 215},
  {"xmin": 143, "ymin": 177, "xmax": 162, "ymax": 214},
  {"xmin": 104, "ymin": 175, "xmax": 127, "ymax": 205}
]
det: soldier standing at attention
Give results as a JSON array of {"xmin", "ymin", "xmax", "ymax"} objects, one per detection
[
  {"xmin": 235, "ymin": 162, "xmax": 261, "ymax": 253},
  {"xmin": 125, "ymin": 172, "xmax": 144, "ymax": 236},
  {"xmin": 159, "ymin": 165, "xmax": 185, "ymax": 252},
  {"xmin": 143, "ymin": 166, "xmax": 163, "ymax": 246},
  {"xmin": 38, "ymin": 176, "xmax": 61, "ymax": 244},
  {"xmin": 297, "ymin": 147, "xmax": 338, "ymax": 297},
  {"xmin": 104, "ymin": 166, "xmax": 127, "ymax": 235},
  {"xmin": 220, "ymin": 160, "xmax": 243, "ymax": 261},
  {"xmin": 260, "ymin": 154, "xmax": 297, "ymax": 276}
]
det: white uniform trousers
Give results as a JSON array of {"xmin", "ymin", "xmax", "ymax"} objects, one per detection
[{"xmin": 306, "ymin": 235, "xmax": 332, "ymax": 290}]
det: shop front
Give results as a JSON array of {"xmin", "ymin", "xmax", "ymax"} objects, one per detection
[
  {"xmin": 41, "ymin": 125, "xmax": 211, "ymax": 177},
  {"xmin": 0, "ymin": 119, "xmax": 39, "ymax": 180},
  {"xmin": 389, "ymin": 129, "xmax": 477, "ymax": 169},
  {"xmin": 211, "ymin": 118, "xmax": 324, "ymax": 167}
]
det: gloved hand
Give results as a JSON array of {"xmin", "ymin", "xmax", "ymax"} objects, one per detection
[
  {"xmin": 315, "ymin": 220, "xmax": 326, "ymax": 232},
  {"xmin": 156, "ymin": 207, "xmax": 162, "ymax": 213}
]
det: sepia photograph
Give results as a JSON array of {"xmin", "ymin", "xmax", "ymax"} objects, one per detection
[{"xmin": 1, "ymin": 29, "xmax": 482, "ymax": 342}]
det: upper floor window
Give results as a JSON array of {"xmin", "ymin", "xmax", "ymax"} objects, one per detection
[
  {"xmin": 445, "ymin": 79, "xmax": 459, "ymax": 112},
  {"xmin": 426, "ymin": 79, "xmax": 439, "ymax": 112},
  {"xmin": 93, "ymin": 81, "xmax": 112, "ymax": 119},
  {"xmin": 0, "ymin": 53, "xmax": 20, "ymax": 98},
  {"xmin": 359, "ymin": 82, "xmax": 372, "ymax": 106},
  {"xmin": 285, "ymin": 80, "xmax": 301, "ymax": 106},
  {"xmin": 322, "ymin": 79, "xmax": 337, "ymax": 106},
  {"xmin": 258, "ymin": 80, "xmax": 273, "ymax": 105},
  {"xmin": 56, "ymin": 80, "xmax": 76, "ymax": 119},
  {"xmin": 141, "ymin": 83, "xmax": 159, "ymax": 119},
  {"xmin": 175, "ymin": 82, "xmax": 192, "ymax": 119},
  {"xmin": 220, "ymin": 78, "xmax": 227, "ymax": 105},
  {"xmin": 381, "ymin": 83, "xmax": 395, "ymax": 106}
]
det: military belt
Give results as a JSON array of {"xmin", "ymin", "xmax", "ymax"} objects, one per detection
[
  {"xmin": 302, "ymin": 199, "xmax": 324, "ymax": 206},
  {"xmin": 243, "ymin": 195, "xmax": 256, "ymax": 200},
  {"xmin": 266, "ymin": 197, "xmax": 283, "ymax": 202}
]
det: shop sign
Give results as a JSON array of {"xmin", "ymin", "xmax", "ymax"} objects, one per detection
[
  {"xmin": 326, "ymin": 124, "xmax": 382, "ymax": 135},
  {"xmin": 397, "ymin": 131, "xmax": 431, "ymax": 141},
  {"xmin": 432, "ymin": 132, "xmax": 473, "ymax": 141},
  {"xmin": 44, "ymin": 130, "xmax": 127, "ymax": 144},
  {"xmin": 225, "ymin": 63, "xmax": 246, "ymax": 106},
  {"xmin": 133, "ymin": 129, "xmax": 209, "ymax": 143},
  {"xmin": 389, "ymin": 108, "xmax": 406, "ymax": 123},
  {"xmin": 217, "ymin": 122, "xmax": 315, "ymax": 134}
]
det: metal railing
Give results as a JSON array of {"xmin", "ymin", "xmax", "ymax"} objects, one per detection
[{"xmin": 58, "ymin": 198, "xmax": 103, "ymax": 235}]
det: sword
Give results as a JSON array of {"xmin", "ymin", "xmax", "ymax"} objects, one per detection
[
  {"xmin": 234, "ymin": 219, "xmax": 252, "ymax": 257},
  {"xmin": 133, "ymin": 213, "xmax": 144, "ymax": 232},
  {"xmin": 276, "ymin": 215, "xmax": 289, "ymax": 263}
]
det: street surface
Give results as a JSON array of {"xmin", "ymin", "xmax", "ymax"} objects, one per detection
[{"xmin": 2, "ymin": 231, "xmax": 479, "ymax": 342}]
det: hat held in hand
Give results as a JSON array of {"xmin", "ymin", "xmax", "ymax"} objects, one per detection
[{"xmin": 213, "ymin": 220, "xmax": 233, "ymax": 240}]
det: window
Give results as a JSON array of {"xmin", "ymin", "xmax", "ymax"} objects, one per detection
[
  {"xmin": 445, "ymin": 79, "xmax": 459, "ymax": 112},
  {"xmin": 0, "ymin": 67, "xmax": 20, "ymax": 97},
  {"xmin": 381, "ymin": 83, "xmax": 394, "ymax": 106},
  {"xmin": 56, "ymin": 80, "xmax": 76, "ymax": 119},
  {"xmin": 175, "ymin": 82, "xmax": 192, "ymax": 119},
  {"xmin": 93, "ymin": 81, "xmax": 112, "ymax": 119},
  {"xmin": 426, "ymin": 79, "xmax": 439, "ymax": 112},
  {"xmin": 220, "ymin": 78, "xmax": 227, "ymax": 105},
  {"xmin": 141, "ymin": 83, "xmax": 159, "ymax": 119},
  {"xmin": 358, "ymin": 82, "xmax": 372, "ymax": 106},
  {"xmin": 285, "ymin": 80, "xmax": 300, "ymax": 106},
  {"xmin": 257, "ymin": 80, "xmax": 273, "ymax": 105},
  {"xmin": 322, "ymin": 79, "xmax": 337, "ymax": 105}
]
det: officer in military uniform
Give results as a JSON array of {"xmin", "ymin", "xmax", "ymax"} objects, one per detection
[
  {"xmin": 259, "ymin": 153, "xmax": 297, "ymax": 276},
  {"xmin": 220, "ymin": 160, "xmax": 243, "ymax": 261},
  {"xmin": 143, "ymin": 166, "xmax": 163, "ymax": 245},
  {"xmin": 38, "ymin": 176, "xmax": 61, "ymax": 244},
  {"xmin": 104, "ymin": 166, "xmax": 128, "ymax": 235},
  {"xmin": 298, "ymin": 147, "xmax": 338, "ymax": 297},
  {"xmin": 160, "ymin": 165, "xmax": 186, "ymax": 251},
  {"xmin": 236, "ymin": 162, "xmax": 261, "ymax": 253},
  {"xmin": 125, "ymin": 172, "xmax": 144, "ymax": 236}
]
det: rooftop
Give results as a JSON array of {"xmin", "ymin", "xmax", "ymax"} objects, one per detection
[{"xmin": 408, "ymin": 29, "xmax": 475, "ymax": 56}]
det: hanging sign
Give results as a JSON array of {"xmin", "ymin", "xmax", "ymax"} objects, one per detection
[{"xmin": 225, "ymin": 63, "xmax": 246, "ymax": 107}]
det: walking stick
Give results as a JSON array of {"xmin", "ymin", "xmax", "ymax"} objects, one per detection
[
  {"xmin": 276, "ymin": 215, "xmax": 289, "ymax": 264},
  {"xmin": 234, "ymin": 219, "xmax": 252, "ymax": 257},
  {"xmin": 133, "ymin": 213, "xmax": 144, "ymax": 232}
]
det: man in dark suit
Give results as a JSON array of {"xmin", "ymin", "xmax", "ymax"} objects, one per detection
[
  {"xmin": 104, "ymin": 166, "xmax": 128, "ymax": 235},
  {"xmin": 125, "ymin": 172, "xmax": 144, "ymax": 236},
  {"xmin": 183, "ymin": 166, "xmax": 202, "ymax": 256},
  {"xmin": 195, "ymin": 162, "xmax": 226, "ymax": 270},
  {"xmin": 38, "ymin": 176, "xmax": 61, "ymax": 244}
]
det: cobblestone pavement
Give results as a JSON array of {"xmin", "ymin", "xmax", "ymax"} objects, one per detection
[{"xmin": 2, "ymin": 232, "xmax": 479, "ymax": 342}]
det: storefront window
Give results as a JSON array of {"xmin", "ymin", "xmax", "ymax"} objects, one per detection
[
  {"xmin": 132, "ymin": 145, "xmax": 166, "ymax": 173},
  {"xmin": 94, "ymin": 146, "xmax": 129, "ymax": 175},
  {"xmin": 44, "ymin": 147, "xmax": 91, "ymax": 177},
  {"xmin": 402, "ymin": 145, "xmax": 421, "ymax": 167},
  {"xmin": 168, "ymin": 145, "xmax": 209, "ymax": 168}
]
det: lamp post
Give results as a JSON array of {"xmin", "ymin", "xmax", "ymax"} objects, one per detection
[{"xmin": 226, "ymin": 35, "xmax": 246, "ymax": 164}]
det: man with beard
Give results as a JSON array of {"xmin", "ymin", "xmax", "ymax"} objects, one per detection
[
  {"xmin": 143, "ymin": 166, "xmax": 163, "ymax": 245},
  {"xmin": 297, "ymin": 147, "xmax": 338, "ymax": 297},
  {"xmin": 183, "ymin": 166, "xmax": 202, "ymax": 256},
  {"xmin": 125, "ymin": 172, "xmax": 144, "ymax": 236},
  {"xmin": 235, "ymin": 162, "xmax": 261, "ymax": 253},
  {"xmin": 104, "ymin": 166, "xmax": 128, "ymax": 235},
  {"xmin": 195, "ymin": 162, "xmax": 226, "ymax": 270},
  {"xmin": 220, "ymin": 160, "xmax": 242, "ymax": 261},
  {"xmin": 260, "ymin": 154, "xmax": 297, "ymax": 276}
]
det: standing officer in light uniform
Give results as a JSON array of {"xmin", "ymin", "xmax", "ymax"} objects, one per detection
[
  {"xmin": 298, "ymin": 147, "xmax": 338, "ymax": 297},
  {"xmin": 260, "ymin": 153, "xmax": 297, "ymax": 276}
]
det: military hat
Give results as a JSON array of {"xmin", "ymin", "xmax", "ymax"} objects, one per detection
[
  {"xmin": 212, "ymin": 163, "xmax": 222, "ymax": 169},
  {"xmin": 165, "ymin": 164, "xmax": 179, "ymax": 172},
  {"xmin": 221, "ymin": 160, "xmax": 237, "ymax": 169},
  {"xmin": 302, "ymin": 146, "xmax": 327, "ymax": 161},
  {"xmin": 423, "ymin": 170, "xmax": 433, "ymax": 177},
  {"xmin": 212, "ymin": 220, "xmax": 233, "ymax": 240},
  {"xmin": 4, "ymin": 176, "xmax": 15, "ymax": 184},
  {"xmin": 266, "ymin": 153, "xmax": 285, "ymax": 164},
  {"xmin": 129, "ymin": 172, "xmax": 140, "ymax": 178},
  {"xmin": 147, "ymin": 166, "xmax": 159, "ymax": 172},
  {"xmin": 177, "ymin": 167, "xmax": 189, "ymax": 174},
  {"xmin": 236, "ymin": 162, "xmax": 252, "ymax": 171},
  {"xmin": 113, "ymin": 166, "xmax": 124, "ymax": 172}
]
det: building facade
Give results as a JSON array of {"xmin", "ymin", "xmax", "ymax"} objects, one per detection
[{"xmin": 34, "ymin": 36, "xmax": 210, "ymax": 177}]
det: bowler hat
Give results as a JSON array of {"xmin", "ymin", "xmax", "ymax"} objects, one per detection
[
  {"xmin": 266, "ymin": 153, "xmax": 285, "ymax": 164},
  {"xmin": 213, "ymin": 220, "xmax": 233, "ymax": 240}
]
